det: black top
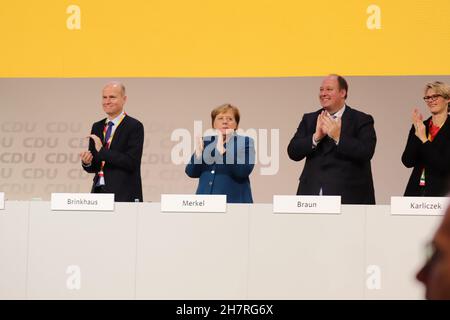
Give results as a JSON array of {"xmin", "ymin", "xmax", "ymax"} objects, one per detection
[{"xmin": 402, "ymin": 115, "xmax": 450, "ymax": 196}]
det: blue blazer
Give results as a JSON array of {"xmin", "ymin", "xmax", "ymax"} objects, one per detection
[{"xmin": 185, "ymin": 134, "xmax": 255, "ymax": 203}]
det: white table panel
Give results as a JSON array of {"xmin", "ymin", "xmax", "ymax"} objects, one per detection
[
  {"xmin": 0, "ymin": 201, "xmax": 443, "ymax": 299},
  {"xmin": 364, "ymin": 205, "xmax": 442, "ymax": 299},
  {"xmin": 136, "ymin": 203, "xmax": 249, "ymax": 299},
  {"xmin": 248, "ymin": 204, "xmax": 366, "ymax": 299},
  {"xmin": 0, "ymin": 201, "xmax": 29, "ymax": 299},
  {"xmin": 27, "ymin": 201, "xmax": 138, "ymax": 299}
]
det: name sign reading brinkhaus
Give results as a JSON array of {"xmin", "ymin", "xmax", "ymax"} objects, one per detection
[
  {"xmin": 273, "ymin": 195, "xmax": 341, "ymax": 214},
  {"xmin": 391, "ymin": 196, "xmax": 449, "ymax": 216},
  {"xmin": 51, "ymin": 193, "xmax": 114, "ymax": 211},
  {"xmin": 0, "ymin": 192, "xmax": 4, "ymax": 210},
  {"xmin": 161, "ymin": 194, "xmax": 227, "ymax": 213}
]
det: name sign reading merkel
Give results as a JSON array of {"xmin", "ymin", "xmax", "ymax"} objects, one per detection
[
  {"xmin": 391, "ymin": 196, "xmax": 449, "ymax": 216},
  {"xmin": 273, "ymin": 195, "xmax": 341, "ymax": 214},
  {"xmin": 51, "ymin": 193, "xmax": 115, "ymax": 211},
  {"xmin": 161, "ymin": 194, "xmax": 227, "ymax": 213}
]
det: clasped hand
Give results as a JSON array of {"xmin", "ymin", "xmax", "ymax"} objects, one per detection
[
  {"xmin": 79, "ymin": 134, "xmax": 103, "ymax": 165},
  {"xmin": 313, "ymin": 111, "xmax": 341, "ymax": 143},
  {"xmin": 194, "ymin": 129, "xmax": 234, "ymax": 157}
]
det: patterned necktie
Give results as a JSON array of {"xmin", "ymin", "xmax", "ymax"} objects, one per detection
[
  {"xmin": 95, "ymin": 121, "xmax": 114, "ymax": 188},
  {"xmin": 104, "ymin": 122, "xmax": 114, "ymax": 148}
]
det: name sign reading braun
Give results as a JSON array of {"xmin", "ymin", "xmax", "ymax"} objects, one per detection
[
  {"xmin": 51, "ymin": 193, "xmax": 114, "ymax": 211},
  {"xmin": 0, "ymin": 192, "xmax": 4, "ymax": 210},
  {"xmin": 161, "ymin": 194, "xmax": 227, "ymax": 213},
  {"xmin": 273, "ymin": 195, "xmax": 341, "ymax": 214},
  {"xmin": 391, "ymin": 196, "xmax": 449, "ymax": 216}
]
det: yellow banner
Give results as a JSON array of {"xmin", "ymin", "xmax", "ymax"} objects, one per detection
[{"xmin": 1, "ymin": 0, "xmax": 449, "ymax": 77}]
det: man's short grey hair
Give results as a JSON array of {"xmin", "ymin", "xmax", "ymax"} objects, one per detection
[{"xmin": 104, "ymin": 81, "xmax": 126, "ymax": 96}]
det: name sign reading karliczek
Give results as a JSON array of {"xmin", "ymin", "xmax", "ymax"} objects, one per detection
[
  {"xmin": 0, "ymin": 192, "xmax": 4, "ymax": 210},
  {"xmin": 273, "ymin": 195, "xmax": 341, "ymax": 214},
  {"xmin": 51, "ymin": 193, "xmax": 115, "ymax": 211},
  {"xmin": 391, "ymin": 196, "xmax": 449, "ymax": 216},
  {"xmin": 161, "ymin": 194, "xmax": 227, "ymax": 213}
]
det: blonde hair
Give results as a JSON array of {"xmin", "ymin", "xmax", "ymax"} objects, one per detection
[
  {"xmin": 424, "ymin": 81, "xmax": 450, "ymax": 98},
  {"xmin": 424, "ymin": 81, "xmax": 450, "ymax": 112},
  {"xmin": 210, "ymin": 104, "xmax": 240, "ymax": 127}
]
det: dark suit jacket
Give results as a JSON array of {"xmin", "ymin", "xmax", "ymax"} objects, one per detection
[
  {"xmin": 287, "ymin": 106, "xmax": 376, "ymax": 204},
  {"xmin": 82, "ymin": 115, "xmax": 144, "ymax": 202},
  {"xmin": 185, "ymin": 134, "xmax": 255, "ymax": 203},
  {"xmin": 401, "ymin": 116, "xmax": 450, "ymax": 196}
]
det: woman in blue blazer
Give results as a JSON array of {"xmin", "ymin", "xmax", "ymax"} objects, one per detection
[{"xmin": 185, "ymin": 104, "xmax": 255, "ymax": 203}]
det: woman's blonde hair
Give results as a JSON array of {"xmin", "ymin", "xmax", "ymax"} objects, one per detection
[{"xmin": 424, "ymin": 81, "xmax": 450, "ymax": 99}]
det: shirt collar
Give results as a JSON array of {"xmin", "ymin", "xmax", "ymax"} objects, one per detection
[
  {"xmin": 328, "ymin": 105, "xmax": 346, "ymax": 119},
  {"xmin": 106, "ymin": 111, "xmax": 125, "ymax": 126}
]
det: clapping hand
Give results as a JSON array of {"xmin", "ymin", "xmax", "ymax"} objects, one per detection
[
  {"xmin": 313, "ymin": 111, "xmax": 327, "ymax": 143},
  {"xmin": 79, "ymin": 150, "xmax": 93, "ymax": 165},
  {"xmin": 88, "ymin": 134, "xmax": 103, "ymax": 152},
  {"xmin": 322, "ymin": 113, "xmax": 342, "ymax": 142},
  {"xmin": 194, "ymin": 135, "xmax": 204, "ymax": 158},
  {"xmin": 412, "ymin": 108, "xmax": 427, "ymax": 143}
]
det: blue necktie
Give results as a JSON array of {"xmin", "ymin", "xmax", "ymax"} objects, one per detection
[{"xmin": 104, "ymin": 122, "xmax": 114, "ymax": 148}]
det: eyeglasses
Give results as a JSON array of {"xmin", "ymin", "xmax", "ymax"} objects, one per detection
[{"xmin": 423, "ymin": 94, "xmax": 442, "ymax": 102}]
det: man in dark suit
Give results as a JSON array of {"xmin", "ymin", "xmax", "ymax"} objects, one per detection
[
  {"xmin": 287, "ymin": 74, "xmax": 376, "ymax": 204},
  {"xmin": 80, "ymin": 81, "xmax": 144, "ymax": 202}
]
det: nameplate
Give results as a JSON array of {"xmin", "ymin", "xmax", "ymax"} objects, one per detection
[
  {"xmin": 391, "ymin": 196, "xmax": 449, "ymax": 216},
  {"xmin": 161, "ymin": 194, "xmax": 227, "ymax": 213},
  {"xmin": 273, "ymin": 195, "xmax": 341, "ymax": 214},
  {"xmin": 51, "ymin": 193, "xmax": 115, "ymax": 211},
  {"xmin": 0, "ymin": 192, "xmax": 4, "ymax": 210}
]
